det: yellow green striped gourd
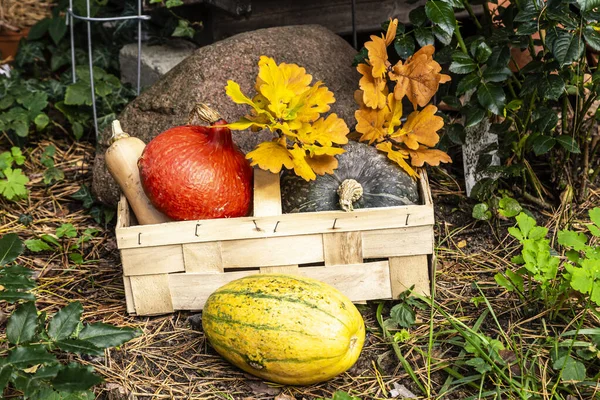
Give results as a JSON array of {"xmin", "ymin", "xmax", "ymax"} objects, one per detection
[{"xmin": 202, "ymin": 274, "xmax": 366, "ymax": 385}]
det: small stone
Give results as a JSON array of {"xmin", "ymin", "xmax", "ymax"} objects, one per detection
[{"xmin": 119, "ymin": 40, "xmax": 198, "ymax": 89}]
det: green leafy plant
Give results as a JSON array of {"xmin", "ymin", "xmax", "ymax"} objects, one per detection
[
  {"xmin": 40, "ymin": 145, "xmax": 65, "ymax": 186},
  {"xmin": 148, "ymin": 0, "xmax": 202, "ymax": 39},
  {"xmin": 376, "ymin": 0, "xmax": 600, "ymax": 203},
  {"xmin": 0, "ymin": 147, "xmax": 29, "ymax": 201},
  {"xmin": 0, "ymin": 233, "xmax": 141, "ymax": 398},
  {"xmin": 24, "ymin": 224, "xmax": 99, "ymax": 265}
]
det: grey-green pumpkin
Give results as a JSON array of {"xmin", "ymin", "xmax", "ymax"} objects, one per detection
[{"xmin": 281, "ymin": 141, "xmax": 420, "ymax": 213}]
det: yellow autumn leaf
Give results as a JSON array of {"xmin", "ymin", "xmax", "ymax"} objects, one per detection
[
  {"xmin": 386, "ymin": 93, "xmax": 403, "ymax": 134},
  {"xmin": 225, "ymin": 80, "xmax": 271, "ymax": 117},
  {"xmin": 289, "ymin": 145, "xmax": 317, "ymax": 181},
  {"xmin": 286, "ymin": 81, "xmax": 335, "ymax": 123},
  {"xmin": 376, "ymin": 142, "xmax": 418, "ymax": 178},
  {"xmin": 305, "ymin": 113, "xmax": 349, "ymax": 146},
  {"xmin": 306, "ymin": 154, "xmax": 339, "ymax": 175},
  {"xmin": 355, "ymin": 105, "xmax": 388, "ymax": 144},
  {"xmin": 304, "ymin": 144, "xmax": 345, "ymax": 157},
  {"xmin": 389, "ymin": 45, "xmax": 451, "ymax": 109},
  {"xmin": 357, "ymin": 63, "xmax": 387, "ymax": 109},
  {"xmin": 407, "ymin": 146, "xmax": 452, "ymax": 167},
  {"xmin": 246, "ymin": 140, "xmax": 294, "ymax": 173},
  {"xmin": 365, "ymin": 35, "xmax": 390, "ymax": 79},
  {"xmin": 392, "ymin": 105, "xmax": 444, "ymax": 150},
  {"xmin": 385, "ymin": 18, "xmax": 399, "ymax": 46}
]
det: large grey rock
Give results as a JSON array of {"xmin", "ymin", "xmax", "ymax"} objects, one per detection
[
  {"xmin": 119, "ymin": 40, "xmax": 198, "ymax": 89},
  {"xmin": 93, "ymin": 24, "xmax": 360, "ymax": 206}
]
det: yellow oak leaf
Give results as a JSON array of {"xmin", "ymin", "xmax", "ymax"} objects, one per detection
[
  {"xmin": 355, "ymin": 106, "xmax": 388, "ymax": 144},
  {"xmin": 304, "ymin": 144, "xmax": 345, "ymax": 157},
  {"xmin": 354, "ymin": 89, "xmax": 366, "ymax": 108},
  {"xmin": 304, "ymin": 113, "xmax": 349, "ymax": 147},
  {"xmin": 407, "ymin": 146, "xmax": 452, "ymax": 167},
  {"xmin": 289, "ymin": 144, "xmax": 317, "ymax": 181},
  {"xmin": 376, "ymin": 142, "xmax": 418, "ymax": 178},
  {"xmin": 385, "ymin": 18, "xmax": 399, "ymax": 46},
  {"xmin": 387, "ymin": 93, "xmax": 403, "ymax": 135},
  {"xmin": 357, "ymin": 63, "xmax": 387, "ymax": 109},
  {"xmin": 366, "ymin": 35, "xmax": 390, "ymax": 79},
  {"xmin": 389, "ymin": 45, "xmax": 451, "ymax": 109},
  {"xmin": 225, "ymin": 80, "xmax": 271, "ymax": 118},
  {"xmin": 246, "ymin": 140, "xmax": 294, "ymax": 173},
  {"xmin": 306, "ymin": 154, "xmax": 339, "ymax": 175},
  {"xmin": 286, "ymin": 81, "xmax": 335, "ymax": 123},
  {"xmin": 392, "ymin": 105, "xmax": 444, "ymax": 150}
]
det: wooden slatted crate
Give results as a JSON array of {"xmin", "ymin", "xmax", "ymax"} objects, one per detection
[{"xmin": 116, "ymin": 169, "xmax": 435, "ymax": 316}]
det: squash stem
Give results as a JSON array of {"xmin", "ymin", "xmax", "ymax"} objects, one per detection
[
  {"xmin": 188, "ymin": 103, "xmax": 223, "ymax": 125},
  {"xmin": 337, "ymin": 179, "xmax": 363, "ymax": 212},
  {"xmin": 109, "ymin": 120, "xmax": 129, "ymax": 144}
]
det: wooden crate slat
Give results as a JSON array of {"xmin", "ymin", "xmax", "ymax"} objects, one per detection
[
  {"xmin": 169, "ymin": 270, "xmax": 256, "ymax": 310},
  {"xmin": 116, "ymin": 203, "xmax": 433, "ymax": 249},
  {"xmin": 323, "ymin": 231, "xmax": 363, "ymax": 266},
  {"xmin": 260, "ymin": 265, "xmax": 299, "ymax": 273},
  {"xmin": 183, "ymin": 242, "xmax": 223, "ymax": 273},
  {"xmin": 253, "ymin": 168, "xmax": 282, "ymax": 217},
  {"xmin": 389, "ymin": 255, "xmax": 431, "ymax": 297},
  {"xmin": 123, "ymin": 276, "xmax": 135, "ymax": 314},
  {"xmin": 220, "ymin": 235, "xmax": 324, "ymax": 268},
  {"xmin": 362, "ymin": 226, "xmax": 434, "ymax": 258},
  {"xmin": 130, "ymin": 274, "xmax": 174, "ymax": 315},
  {"xmin": 298, "ymin": 261, "xmax": 392, "ymax": 302},
  {"xmin": 121, "ymin": 245, "xmax": 185, "ymax": 276}
]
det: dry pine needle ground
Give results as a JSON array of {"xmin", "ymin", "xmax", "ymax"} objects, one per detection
[{"xmin": 1, "ymin": 135, "xmax": 599, "ymax": 399}]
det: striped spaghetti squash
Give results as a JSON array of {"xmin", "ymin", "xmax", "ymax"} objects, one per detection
[{"xmin": 202, "ymin": 274, "xmax": 366, "ymax": 385}]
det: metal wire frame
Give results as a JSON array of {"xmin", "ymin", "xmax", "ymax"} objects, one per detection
[{"xmin": 67, "ymin": 0, "xmax": 150, "ymax": 140}]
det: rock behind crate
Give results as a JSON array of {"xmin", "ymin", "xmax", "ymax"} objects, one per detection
[{"xmin": 93, "ymin": 24, "xmax": 360, "ymax": 206}]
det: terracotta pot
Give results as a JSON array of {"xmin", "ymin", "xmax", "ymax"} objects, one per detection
[{"xmin": 0, "ymin": 27, "xmax": 29, "ymax": 60}]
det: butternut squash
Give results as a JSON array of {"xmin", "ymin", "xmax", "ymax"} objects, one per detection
[{"xmin": 105, "ymin": 120, "xmax": 171, "ymax": 225}]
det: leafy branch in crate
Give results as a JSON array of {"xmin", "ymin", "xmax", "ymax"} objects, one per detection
[
  {"xmin": 0, "ymin": 234, "xmax": 141, "ymax": 399},
  {"xmin": 224, "ymin": 56, "xmax": 350, "ymax": 181},
  {"xmin": 353, "ymin": 19, "xmax": 452, "ymax": 178}
]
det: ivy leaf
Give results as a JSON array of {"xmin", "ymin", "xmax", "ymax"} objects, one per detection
[
  {"xmin": 553, "ymin": 355, "xmax": 586, "ymax": 382},
  {"xmin": 7, "ymin": 345, "xmax": 57, "ymax": 368},
  {"xmin": 71, "ymin": 185, "xmax": 94, "ymax": 209},
  {"xmin": 7, "ymin": 302, "xmax": 39, "ymax": 345},
  {"xmin": 51, "ymin": 363, "xmax": 103, "ymax": 392},
  {"xmin": 395, "ymin": 36, "xmax": 416, "ymax": 59},
  {"xmin": 425, "ymin": 1, "xmax": 456, "ymax": 37},
  {"xmin": 64, "ymin": 82, "xmax": 92, "ymax": 106},
  {"xmin": 48, "ymin": 302, "xmax": 84, "ymax": 341},
  {"xmin": 548, "ymin": 28, "xmax": 585, "ymax": 66},
  {"xmin": 589, "ymin": 208, "xmax": 600, "ymax": 229},
  {"xmin": 49, "ymin": 16, "xmax": 67, "ymax": 45},
  {"xmin": 466, "ymin": 357, "xmax": 492, "ymax": 374},
  {"xmin": 445, "ymin": 123, "xmax": 466, "ymax": 144},
  {"xmin": 78, "ymin": 322, "xmax": 142, "ymax": 348},
  {"xmin": 449, "ymin": 52, "xmax": 477, "ymax": 74},
  {"xmin": 498, "ymin": 197, "xmax": 522, "ymax": 218},
  {"xmin": 56, "ymin": 224, "xmax": 77, "ymax": 239},
  {"xmin": 531, "ymin": 136, "xmax": 556, "ymax": 155},
  {"xmin": 477, "ymin": 82, "xmax": 505, "ymax": 115},
  {"xmin": 0, "ymin": 233, "xmax": 23, "ymax": 265},
  {"xmin": 44, "ymin": 167, "xmax": 65, "ymax": 185},
  {"xmin": 172, "ymin": 20, "xmax": 195, "ymax": 38},
  {"xmin": 556, "ymin": 135, "xmax": 581, "ymax": 153},
  {"xmin": 28, "ymin": 19, "xmax": 51, "ymax": 40},
  {"xmin": 557, "ymin": 230, "xmax": 588, "ymax": 251},
  {"xmin": 472, "ymin": 203, "xmax": 491, "ymax": 220},
  {"xmin": 457, "ymin": 72, "xmax": 480, "ymax": 95},
  {"xmin": 390, "ymin": 303, "xmax": 416, "ymax": 328},
  {"xmin": 165, "ymin": 0, "xmax": 184, "ymax": 6},
  {"xmin": 25, "ymin": 239, "xmax": 53, "ymax": 252},
  {"xmin": 0, "ymin": 168, "xmax": 29, "ymax": 201},
  {"xmin": 583, "ymin": 26, "xmax": 600, "ymax": 51}
]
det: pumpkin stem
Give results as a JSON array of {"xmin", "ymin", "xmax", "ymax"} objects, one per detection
[
  {"xmin": 338, "ymin": 179, "xmax": 363, "ymax": 212},
  {"xmin": 188, "ymin": 103, "xmax": 223, "ymax": 125},
  {"xmin": 109, "ymin": 120, "xmax": 129, "ymax": 144}
]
